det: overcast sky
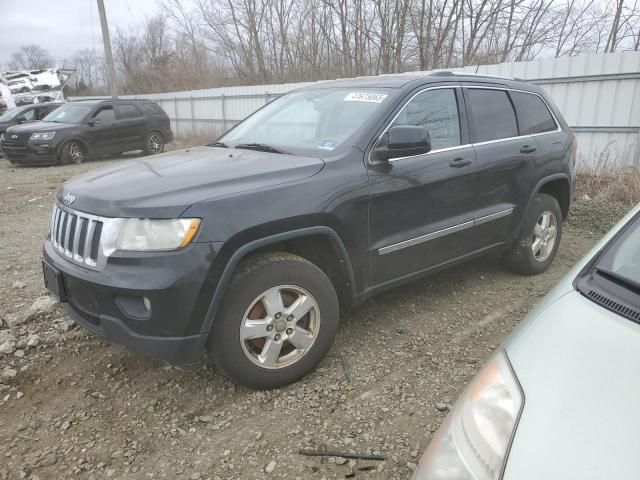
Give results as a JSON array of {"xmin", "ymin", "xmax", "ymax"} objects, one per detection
[{"xmin": 0, "ymin": 0, "xmax": 161, "ymax": 67}]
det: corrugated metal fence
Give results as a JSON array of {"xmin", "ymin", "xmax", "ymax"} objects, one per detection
[{"xmin": 74, "ymin": 51, "xmax": 640, "ymax": 167}]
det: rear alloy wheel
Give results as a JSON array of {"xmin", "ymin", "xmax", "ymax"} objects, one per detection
[
  {"xmin": 61, "ymin": 141, "xmax": 84, "ymax": 164},
  {"xmin": 531, "ymin": 211, "xmax": 558, "ymax": 262},
  {"xmin": 208, "ymin": 252, "xmax": 339, "ymax": 389},
  {"xmin": 144, "ymin": 132, "xmax": 164, "ymax": 155},
  {"xmin": 506, "ymin": 193, "xmax": 563, "ymax": 275}
]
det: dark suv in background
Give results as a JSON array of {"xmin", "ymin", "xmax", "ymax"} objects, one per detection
[
  {"xmin": 2, "ymin": 99, "xmax": 173, "ymax": 165},
  {"xmin": 0, "ymin": 102, "xmax": 62, "ymax": 150},
  {"xmin": 42, "ymin": 73, "xmax": 575, "ymax": 389}
]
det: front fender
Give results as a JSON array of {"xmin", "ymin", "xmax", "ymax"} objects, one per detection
[{"xmin": 197, "ymin": 226, "xmax": 356, "ymax": 335}]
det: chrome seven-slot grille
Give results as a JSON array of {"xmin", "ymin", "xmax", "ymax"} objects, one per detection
[{"xmin": 51, "ymin": 204, "xmax": 104, "ymax": 269}]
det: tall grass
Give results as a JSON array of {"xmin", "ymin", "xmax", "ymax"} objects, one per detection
[{"xmin": 576, "ymin": 147, "xmax": 640, "ymax": 205}]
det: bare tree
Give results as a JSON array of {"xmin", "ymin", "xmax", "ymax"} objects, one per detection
[{"xmin": 8, "ymin": 44, "xmax": 54, "ymax": 70}]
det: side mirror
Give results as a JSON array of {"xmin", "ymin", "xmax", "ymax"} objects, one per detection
[
  {"xmin": 373, "ymin": 125, "xmax": 431, "ymax": 162},
  {"xmin": 88, "ymin": 118, "xmax": 103, "ymax": 126},
  {"xmin": 16, "ymin": 115, "xmax": 27, "ymax": 123}
]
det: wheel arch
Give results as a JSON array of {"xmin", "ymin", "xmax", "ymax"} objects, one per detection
[
  {"xmin": 536, "ymin": 175, "xmax": 572, "ymax": 220},
  {"xmin": 200, "ymin": 226, "xmax": 356, "ymax": 335},
  {"xmin": 525, "ymin": 173, "xmax": 572, "ymax": 221}
]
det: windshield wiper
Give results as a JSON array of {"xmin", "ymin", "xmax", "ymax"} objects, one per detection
[
  {"xmin": 595, "ymin": 266, "xmax": 640, "ymax": 293},
  {"xmin": 208, "ymin": 141, "xmax": 228, "ymax": 148},
  {"xmin": 234, "ymin": 143, "xmax": 288, "ymax": 154}
]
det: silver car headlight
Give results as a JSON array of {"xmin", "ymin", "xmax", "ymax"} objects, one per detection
[
  {"xmin": 30, "ymin": 132, "xmax": 56, "ymax": 140},
  {"xmin": 116, "ymin": 218, "xmax": 201, "ymax": 251},
  {"xmin": 413, "ymin": 351, "xmax": 523, "ymax": 480}
]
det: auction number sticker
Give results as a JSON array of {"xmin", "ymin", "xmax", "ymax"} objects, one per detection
[{"xmin": 344, "ymin": 92, "xmax": 388, "ymax": 103}]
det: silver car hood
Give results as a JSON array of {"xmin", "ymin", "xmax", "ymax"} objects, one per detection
[
  {"xmin": 502, "ymin": 203, "xmax": 640, "ymax": 480},
  {"xmin": 504, "ymin": 290, "xmax": 640, "ymax": 480}
]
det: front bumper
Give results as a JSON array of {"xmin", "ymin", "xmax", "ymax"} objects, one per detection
[
  {"xmin": 43, "ymin": 238, "xmax": 223, "ymax": 363},
  {"xmin": 1, "ymin": 139, "xmax": 59, "ymax": 165}
]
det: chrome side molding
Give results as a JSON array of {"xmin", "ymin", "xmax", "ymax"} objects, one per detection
[{"xmin": 378, "ymin": 207, "xmax": 514, "ymax": 255}]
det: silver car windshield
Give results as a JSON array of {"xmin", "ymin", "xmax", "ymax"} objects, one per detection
[
  {"xmin": 218, "ymin": 88, "xmax": 392, "ymax": 157},
  {"xmin": 597, "ymin": 213, "xmax": 640, "ymax": 289}
]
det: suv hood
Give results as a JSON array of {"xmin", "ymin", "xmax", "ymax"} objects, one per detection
[
  {"xmin": 7, "ymin": 121, "xmax": 75, "ymax": 135},
  {"xmin": 59, "ymin": 146, "xmax": 325, "ymax": 217}
]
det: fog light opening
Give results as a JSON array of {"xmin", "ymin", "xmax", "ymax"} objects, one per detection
[{"xmin": 143, "ymin": 297, "xmax": 151, "ymax": 312}]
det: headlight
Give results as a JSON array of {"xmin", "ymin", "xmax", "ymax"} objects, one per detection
[
  {"xmin": 116, "ymin": 218, "xmax": 201, "ymax": 251},
  {"xmin": 30, "ymin": 132, "xmax": 56, "ymax": 140},
  {"xmin": 413, "ymin": 351, "xmax": 523, "ymax": 480}
]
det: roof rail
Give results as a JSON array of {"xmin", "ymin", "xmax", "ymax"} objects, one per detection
[{"xmin": 428, "ymin": 70, "xmax": 521, "ymax": 81}]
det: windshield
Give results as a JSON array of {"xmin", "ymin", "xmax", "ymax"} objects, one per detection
[
  {"xmin": 43, "ymin": 104, "xmax": 91, "ymax": 124},
  {"xmin": 218, "ymin": 88, "xmax": 392, "ymax": 156},
  {"xmin": 0, "ymin": 107, "xmax": 24, "ymax": 122},
  {"xmin": 596, "ymin": 212, "xmax": 640, "ymax": 289}
]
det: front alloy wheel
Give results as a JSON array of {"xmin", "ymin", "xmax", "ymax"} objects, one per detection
[
  {"xmin": 241, "ymin": 285, "xmax": 320, "ymax": 369},
  {"xmin": 208, "ymin": 252, "xmax": 339, "ymax": 389},
  {"xmin": 61, "ymin": 141, "xmax": 84, "ymax": 164}
]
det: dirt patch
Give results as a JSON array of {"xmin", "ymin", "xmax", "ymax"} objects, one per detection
[{"xmin": 0, "ymin": 156, "xmax": 632, "ymax": 480}]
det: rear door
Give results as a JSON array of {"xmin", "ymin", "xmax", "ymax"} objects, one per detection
[
  {"xmin": 115, "ymin": 103, "xmax": 145, "ymax": 150},
  {"xmin": 463, "ymin": 86, "xmax": 541, "ymax": 247},
  {"xmin": 368, "ymin": 85, "xmax": 478, "ymax": 285}
]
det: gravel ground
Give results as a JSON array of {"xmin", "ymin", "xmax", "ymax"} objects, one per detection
[{"xmin": 0, "ymin": 154, "xmax": 632, "ymax": 480}]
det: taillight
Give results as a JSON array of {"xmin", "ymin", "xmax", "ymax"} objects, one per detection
[{"xmin": 570, "ymin": 133, "xmax": 577, "ymax": 168}]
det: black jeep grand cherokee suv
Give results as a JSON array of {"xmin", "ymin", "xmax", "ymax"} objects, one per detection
[
  {"xmin": 2, "ymin": 99, "xmax": 173, "ymax": 165},
  {"xmin": 42, "ymin": 73, "xmax": 575, "ymax": 389}
]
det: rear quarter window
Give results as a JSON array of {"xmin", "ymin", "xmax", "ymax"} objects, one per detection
[
  {"xmin": 510, "ymin": 91, "xmax": 557, "ymax": 135},
  {"xmin": 141, "ymin": 102, "xmax": 166, "ymax": 116},
  {"xmin": 466, "ymin": 89, "xmax": 518, "ymax": 143}
]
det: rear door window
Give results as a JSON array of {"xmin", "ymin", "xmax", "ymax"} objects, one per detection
[
  {"xmin": 115, "ymin": 104, "xmax": 143, "ymax": 119},
  {"xmin": 392, "ymin": 88, "xmax": 461, "ymax": 150},
  {"xmin": 510, "ymin": 92, "xmax": 557, "ymax": 135},
  {"xmin": 466, "ymin": 89, "xmax": 517, "ymax": 143}
]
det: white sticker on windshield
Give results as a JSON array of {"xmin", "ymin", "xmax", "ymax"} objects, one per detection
[
  {"xmin": 318, "ymin": 140, "xmax": 337, "ymax": 150},
  {"xmin": 343, "ymin": 92, "xmax": 388, "ymax": 103}
]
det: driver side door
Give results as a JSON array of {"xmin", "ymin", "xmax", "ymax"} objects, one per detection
[
  {"xmin": 367, "ymin": 85, "xmax": 478, "ymax": 285},
  {"xmin": 85, "ymin": 104, "xmax": 117, "ymax": 154}
]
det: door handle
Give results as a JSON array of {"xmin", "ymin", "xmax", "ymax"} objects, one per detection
[
  {"xmin": 520, "ymin": 145, "xmax": 537, "ymax": 154},
  {"xmin": 449, "ymin": 157, "xmax": 472, "ymax": 168}
]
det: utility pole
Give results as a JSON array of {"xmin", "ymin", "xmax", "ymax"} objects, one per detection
[{"xmin": 97, "ymin": 0, "xmax": 118, "ymax": 98}]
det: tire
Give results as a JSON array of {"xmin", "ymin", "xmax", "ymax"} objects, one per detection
[
  {"xmin": 506, "ymin": 193, "xmax": 563, "ymax": 275},
  {"xmin": 59, "ymin": 141, "xmax": 85, "ymax": 165},
  {"xmin": 143, "ymin": 131, "xmax": 164, "ymax": 155},
  {"xmin": 207, "ymin": 252, "xmax": 340, "ymax": 389}
]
